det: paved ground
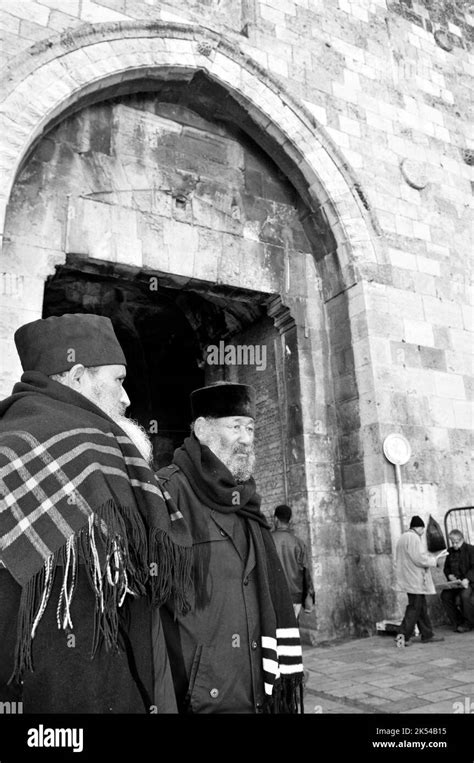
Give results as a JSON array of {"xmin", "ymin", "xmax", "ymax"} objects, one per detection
[{"xmin": 302, "ymin": 624, "xmax": 474, "ymax": 715}]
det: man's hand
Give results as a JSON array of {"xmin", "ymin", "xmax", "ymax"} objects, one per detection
[
  {"xmin": 448, "ymin": 574, "xmax": 457, "ymax": 581},
  {"xmin": 303, "ymin": 594, "xmax": 313, "ymax": 613},
  {"xmin": 461, "ymin": 578, "xmax": 469, "ymax": 589},
  {"xmin": 436, "ymin": 549, "xmax": 448, "ymax": 565}
]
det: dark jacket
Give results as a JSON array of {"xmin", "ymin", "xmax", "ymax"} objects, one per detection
[
  {"xmin": 158, "ymin": 465, "xmax": 265, "ymax": 714},
  {"xmin": 0, "ymin": 567, "xmax": 176, "ymax": 713},
  {"xmin": 444, "ymin": 542, "xmax": 474, "ymax": 588},
  {"xmin": 271, "ymin": 528, "xmax": 314, "ymax": 605}
]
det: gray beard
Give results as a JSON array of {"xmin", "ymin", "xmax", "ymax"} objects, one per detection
[
  {"xmin": 225, "ymin": 454, "xmax": 255, "ymax": 483},
  {"xmin": 203, "ymin": 435, "xmax": 256, "ymax": 483},
  {"xmin": 116, "ymin": 416, "xmax": 153, "ymax": 465}
]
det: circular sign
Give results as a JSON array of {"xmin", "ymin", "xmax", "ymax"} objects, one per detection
[
  {"xmin": 400, "ymin": 158, "xmax": 428, "ymax": 190},
  {"xmin": 383, "ymin": 433, "xmax": 411, "ymax": 466}
]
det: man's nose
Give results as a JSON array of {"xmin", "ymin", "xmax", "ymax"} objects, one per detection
[
  {"xmin": 238, "ymin": 428, "xmax": 253, "ymax": 444},
  {"xmin": 121, "ymin": 388, "xmax": 131, "ymax": 410}
]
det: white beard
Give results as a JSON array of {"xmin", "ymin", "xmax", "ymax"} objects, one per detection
[{"xmin": 117, "ymin": 415, "xmax": 153, "ymax": 465}]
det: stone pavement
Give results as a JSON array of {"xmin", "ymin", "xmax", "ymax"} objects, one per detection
[{"xmin": 302, "ymin": 624, "xmax": 474, "ymax": 715}]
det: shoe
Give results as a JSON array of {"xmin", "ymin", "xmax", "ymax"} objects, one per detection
[
  {"xmin": 394, "ymin": 636, "xmax": 412, "ymax": 647},
  {"xmin": 421, "ymin": 636, "xmax": 445, "ymax": 643},
  {"xmin": 456, "ymin": 625, "xmax": 472, "ymax": 633}
]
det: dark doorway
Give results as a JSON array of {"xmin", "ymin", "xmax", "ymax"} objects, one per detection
[
  {"xmin": 42, "ymin": 259, "xmax": 204, "ymax": 469},
  {"xmin": 42, "ymin": 256, "xmax": 272, "ymax": 472}
]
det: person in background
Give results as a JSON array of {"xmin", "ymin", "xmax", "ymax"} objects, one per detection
[
  {"xmin": 395, "ymin": 515, "xmax": 448, "ymax": 647},
  {"xmin": 272, "ymin": 504, "xmax": 314, "ymax": 623},
  {"xmin": 440, "ymin": 529, "xmax": 474, "ymax": 633}
]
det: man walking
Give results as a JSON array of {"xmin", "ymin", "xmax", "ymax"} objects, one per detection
[
  {"xmin": 157, "ymin": 382, "xmax": 304, "ymax": 713},
  {"xmin": 272, "ymin": 504, "xmax": 314, "ymax": 622},
  {"xmin": 395, "ymin": 515, "xmax": 448, "ymax": 646},
  {"xmin": 0, "ymin": 313, "xmax": 192, "ymax": 713},
  {"xmin": 440, "ymin": 530, "xmax": 474, "ymax": 632}
]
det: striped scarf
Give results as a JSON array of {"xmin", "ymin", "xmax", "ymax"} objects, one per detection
[
  {"xmin": 0, "ymin": 371, "xmax": 193, "ymax": 682},
  {"xmin": 172, "ymin": 434, "xmax": 305, "ymax": 712}
]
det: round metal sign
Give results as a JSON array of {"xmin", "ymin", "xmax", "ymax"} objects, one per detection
[{"xmin": 383, "ymin": 433, "xmax": 411, "ymax": 466}]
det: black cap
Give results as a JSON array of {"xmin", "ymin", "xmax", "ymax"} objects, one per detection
[
  {"xmin": 190, "ymin": 382, "xmax": 256, "ymax": 420},
  {"xmin": 14, "ymin": 314, "xmax": 126, "ymax": 376},
  {"xmin": 409, "ymin": 515, "xmax": 425, "ymax": 528}
]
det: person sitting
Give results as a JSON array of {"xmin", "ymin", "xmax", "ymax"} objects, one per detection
[{"xmin": 440, "ymin": 530, "xmax": 474, "ymax": 633}]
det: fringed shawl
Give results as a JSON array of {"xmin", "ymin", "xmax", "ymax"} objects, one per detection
[{"xmin": 0, "ymin": 371, "xmax": 193, "ymax": 683}]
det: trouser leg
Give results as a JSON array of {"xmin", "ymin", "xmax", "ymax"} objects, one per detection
[
  {"xmin": 440, "ymin": 589, "xmax": 464, "ymax": 627},
  {"xmin": 417, "ymin": 595, "xmax": 434, "ymax": 641},
  {"xmin": 459, "ymin": 588, "xmax": 474, "ymax": 627},
  {"xmin": 400, "ymin": 593, "xmax": 420, "ymax": 640}
]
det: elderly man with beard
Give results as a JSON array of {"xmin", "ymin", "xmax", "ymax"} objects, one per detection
[
  {"xmin": 157, "ymin": 382, "xmax": 304, "ymax": 714},
  {"xmin": 0, "ymin": 313, "xmax": 192, "ymax": 713}
]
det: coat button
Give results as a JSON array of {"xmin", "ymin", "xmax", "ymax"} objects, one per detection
[
  {"xmin": 210, "ymin": 688, "xmax": 219, "ymax": 698},
  {"xmin": 219, "ymin": 529, "xmax": 226, "ymax": 537},
  {"xmin": 251, "ymin": 640, "xmax": 258, "ymax": 650}
]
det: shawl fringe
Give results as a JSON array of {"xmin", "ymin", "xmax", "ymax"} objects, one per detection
[
  {"xmin": 148, "ymin": 527, "xmax": 193, "ymax": 616},
  {"xmin": 263, "ymin": 675, "xmax": 305, "ymax": 714},
  {"xmin": 9, "ymin": 498, "xmax": 191, "ymax": 684}
]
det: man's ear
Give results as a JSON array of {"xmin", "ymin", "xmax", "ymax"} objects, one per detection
[
  {"xmin": 193, "ymin": 417, "xmax": 208, "ymax": 440},
  {"xmin": 68, "ymin": 364, "xmax": 87, "ymax": 386}
]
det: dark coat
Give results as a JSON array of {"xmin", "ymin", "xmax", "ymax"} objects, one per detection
[
  {"xmin": 0, "ymin": 567, "xmax": 176, "ymax": 713},
  {"xmin": 271, "ymin": 528, "xmax": 314, "ymax": 605},
  {"xmin": 158, "ymin": 465, "xmax": 265, "ymax": 714},
  {"xmin": 444, "ymin": 542, "xmax": 474, "ymax": 588}
]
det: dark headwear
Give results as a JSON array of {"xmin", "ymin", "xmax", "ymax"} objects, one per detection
[
  {"xmin": 14, "ymin": 314, "xmax": 127, "ymax": 376},
  {"xmin": 190, "ymin": 382, "xmax": 256, "ymax": 420},
  {"xmin": 409, "ymin": 515, "xmax": 425, "ymax": 528},
  {"xmin": 274, "ymin": 504, "xmax": 292, "ymax": 523}
]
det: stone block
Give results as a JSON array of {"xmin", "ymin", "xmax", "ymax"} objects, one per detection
[
  {"xmin": 404, "ymin": 317, "xmax": 434, "ymax": 347},
  {"xmin": 335, "ymin": 397, "xmax": 361, "ymax": 434},
  {"xmin": 1, "ymin": 0, "xmax": 50, "ymax": 25},
  {"xmin": 341, "ymin": 461, "xmax": 365, "ymax": 490},
  {"xmin": 452, "ymin": 400, "xmax": 474, "ymax": 430},
  {"xmin": 163, "ymin": 219, "xmax": 197, "ymax": 278},
  {"xmin": 41, "ymin": 0, "xmax": 80, "ymax": 14},
  {"xmin": 80, "ymin": 0, "xmax": 130, "ymax": 22}
]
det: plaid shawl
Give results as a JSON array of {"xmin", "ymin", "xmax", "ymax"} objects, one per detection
[
  {"xmin": 171, "ymin": 434, "xmax": 305, "ymax": 713},
  {"xmin": 0, "ymin": 371, "xmax": 193, "ymax": 682}
]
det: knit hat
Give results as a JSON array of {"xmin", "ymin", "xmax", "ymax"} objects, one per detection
[
  {"xmin": 190, "ymin": 382, "xmax": 256, "ymax": 420},
  {"xmin": 409, "ymin": 515, "xmax": 425, "ymax": 528},
  {"xmin": 14, "ymin": 314, "xmax": 126, "ymax": 376}
]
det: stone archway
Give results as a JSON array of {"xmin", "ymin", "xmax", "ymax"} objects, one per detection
[{"xmin": 0, "ymin": 22, "xmax": 393, "ymax": 641}]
